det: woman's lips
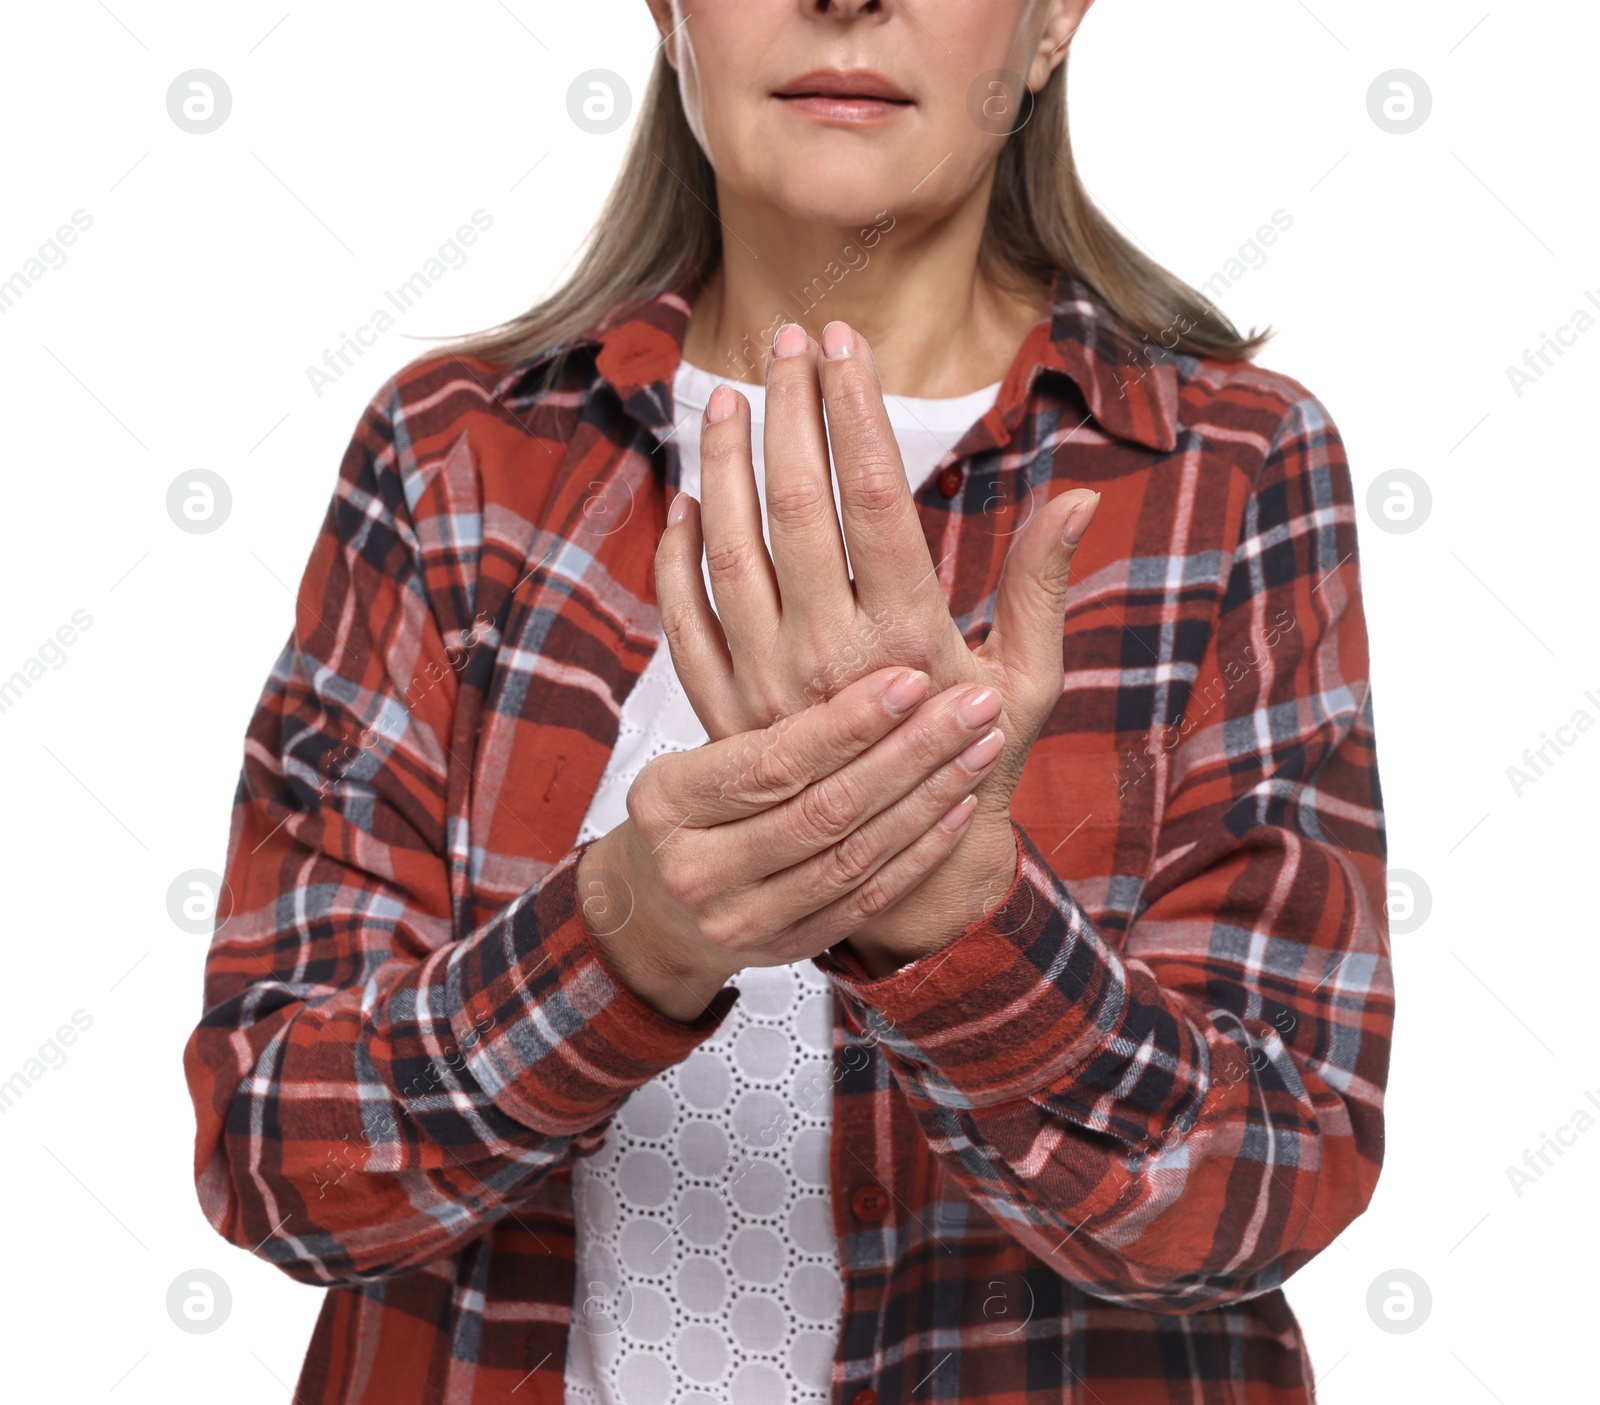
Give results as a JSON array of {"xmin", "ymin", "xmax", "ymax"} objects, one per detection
[
  {"xmin": 772, "ymin": 70, "xmax": 913, "ymax": 127},
  {"xmin": 774, "ymin": 92, "xmax": 912, "ymax": 125}
]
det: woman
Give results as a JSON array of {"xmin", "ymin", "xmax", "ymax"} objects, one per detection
[{"xmin": 184, "ymin": 1, "xmax": 1392, "ymax": 1401}]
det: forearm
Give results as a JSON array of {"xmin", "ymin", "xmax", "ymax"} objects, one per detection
[
  {"xmin": 816, "ymin": 822, "xmax": 1390, "ymax": 1309},
  {"xmin": 188, "ymin": 843, "xmax": 739, "ymax": 1284}
]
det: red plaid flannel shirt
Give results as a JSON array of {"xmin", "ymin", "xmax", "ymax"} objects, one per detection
[{"xmin": 184, "ymin": 270, "xmax": 1392, "ymax": 1403}]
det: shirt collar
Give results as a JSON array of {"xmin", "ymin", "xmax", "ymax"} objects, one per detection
[
  {"xmin": 493, "ymin": 268, "xmax": 1179, "ymax": 455},
  {"xmin": 998, "ymin": 270, "xmax": 1181, "ymax": 453}
]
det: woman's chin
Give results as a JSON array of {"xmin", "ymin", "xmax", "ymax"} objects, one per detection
[{"xmin": 728, "ymin": 164, "xmax": 929, "ymax": 232}]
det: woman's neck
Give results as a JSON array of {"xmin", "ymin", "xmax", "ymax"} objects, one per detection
[{"xmin": 680, "ymin": 177, "xmax": 1050, "ymax": 399}]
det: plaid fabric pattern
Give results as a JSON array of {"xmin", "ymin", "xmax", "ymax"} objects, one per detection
[{"xmin": 184, "ymin": 269, "xmax": 1391, "ymax": 1404}]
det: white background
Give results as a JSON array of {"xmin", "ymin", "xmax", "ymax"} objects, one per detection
[{"xmin": 0, "ymin": 1, "xmax": 1593, "ymax": 1399}]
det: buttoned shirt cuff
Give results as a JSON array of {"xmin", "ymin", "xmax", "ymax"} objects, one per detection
[
  {"xmin": 450, "ymin": 843, "xmax": 740, "ymax": 1138},
  {"xmin": 811, "ymin": 822, "xmax": 1132, "ymax": 1109}
]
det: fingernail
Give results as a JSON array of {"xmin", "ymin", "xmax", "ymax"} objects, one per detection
[
  {"xmin": 883, "ymin": 669, "xmax": 929, "ymax": 714},
  {"xmin": 773, "ymin": 323, "xmax": 808, "ymax": 358},
  {"xmin": 666, "ymin": 492, "xmax": 690, "ymax": 527},
  {"xmin": 956, "ymin": 687, "xmax": 1002, "ymax": 728},
  {"xmin": 706, "ymin": 384, "xmax": 737, "ymax": 423},
  {"xmin": 938, "ymin": 794, "xmax": 977, "ymax": 832},
  {"xmin": 957, "ymin": 727, "xmax": 1004, "ymax": 772},
  {"xmin": 1062, "ymin": 490, "xmax": 1101, "ymax": 547},
  {"xmin": 821, "ymin": 322, "xmax": 855, "ymax": 360}
]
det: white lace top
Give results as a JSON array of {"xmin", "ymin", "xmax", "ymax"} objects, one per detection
[{"xmin": 563, "ymin": 359, "xmax": 1001, "ymax": 1405}]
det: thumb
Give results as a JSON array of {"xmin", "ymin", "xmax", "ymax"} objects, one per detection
[{"xmin": 983, "ymin": 487, "xmax": 1100, "ymax": 698}]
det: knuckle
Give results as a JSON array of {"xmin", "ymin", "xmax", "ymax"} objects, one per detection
[
  {"xmin": 794, "ymin": 773, "xmax": 860, "ymax": 845},
  {"xmin": 822, "ymin": 824, "xmax": 877, "ymax": 890},
  {"xmin": 910, "ymin": 770, "xmax": 971, "ymax": 827},
  {"xmin": 748, "ymin": 739, "xmax": 807, "ymax": 802},
  {"xmin": 898, "ymin": 769, "xmax": 948, "ymax": 819},
  {"xmin": 754, "ymin": 683, "xmax": 801, "ymax": 727},
  {"xmin": 698, "ymin": 905, "xmax": 742, "ymax": 951},
  {"xmin": 660, "ymin": 850, "xmax": 709, "ymax": 909},
  {"xmin": 711, "ymin": 769, "xmax": 762, "ymax": 812},
  {"xmin": 846, "ymin": 462, "xmax": 906, "ymax": 519},
  {"xmin": 900, "ymin": 716, "xmax": 953, "ymax": 773},
  {"xmin": 848, "ymin": 865, "xmax": 900, "ymax": 923},
  {"xmin": 793, "ymin": 671, "xmax": 835, "ymax": 711},
  {"xmin": 658, "ymin": 598, "xmax": 700, "ymax": 659},
  {"xmin": 626, "ymin": 762, "xmax": 670, "ymax": 835},
  {"xmin": 770, "ymin": 688, "xmax": 810, "ymax": 722},
  {"xmin": 925, "ymin": 758, "xmax": 974, "ymax": 806},
  {"xmin": 704, "ymin": 535, "xmax": 757, "ymax": 584},
  {"xmin": 830, "ymin": 694, "xmax": 886, "ymax": 752},
  {"xmin": 764, "ymin": 473, "xmax": 832, "ymax": 528}
]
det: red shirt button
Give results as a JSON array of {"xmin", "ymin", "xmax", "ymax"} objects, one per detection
[
  {"xmin": 851, "ymin": 1389, "xmax": 880, "ymax": 1405},
  {"xmin": 937, "ymin": 466, "xmax": 963, "ymax": 498},
  {"xmin": 851, "ymin": 1184, "xmax": 889, "ymax": 1222}
]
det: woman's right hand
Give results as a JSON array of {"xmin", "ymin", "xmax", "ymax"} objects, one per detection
[{"xmin": 576, "ymin": 665, "xmax": 1006, "ymax": 1022}]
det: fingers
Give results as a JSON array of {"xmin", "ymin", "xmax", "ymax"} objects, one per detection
[
  {"xmin": 766, "ymin": 793, "xmax": 980, "ymax": 962},
  {"xmin": 733, "ymin": 680, "xmax": 1002, "ymax": 875},
  {"xmin": 655, "ymin": 492, "xmax": 740, "ymax": 736},
  {"xmin": 757, "ymin": 715, "xmax": 1001, "ymax": 925},
  {"xmin": 815, "ymin": 321, "xmax": 939, "ymax": 617},
  {"xmin": 645, "ymin": 664, "xmax": 933, "ymax": 827},
  {"xmin": 762, "ymin": 324, "xmax": 854, "ymax": 625},
  {"xmin": 981, "ymin": 488, "xmax": 1100, "ymax": 715},
  {"xmin": 698, "ymin": 384, "xmax": 781, "ymax": 656}
]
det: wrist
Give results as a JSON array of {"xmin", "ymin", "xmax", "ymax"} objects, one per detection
[
  {"xmin": 846, "ymin": 814, "xmax": 1017, "ymax": 978},
  {"xmin": 578, "ymin": 827, "xmax": 736, "ymax": 1024}
]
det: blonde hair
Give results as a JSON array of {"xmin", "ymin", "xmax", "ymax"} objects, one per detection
[{"xmin": 443, "ymin": 51, "xmax": 1266, "ymax": 369}]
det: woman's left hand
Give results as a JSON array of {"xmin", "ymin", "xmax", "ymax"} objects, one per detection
[{"xmin": 656, "ymin": 320, "xmax": 1099, "ymax": 976}]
